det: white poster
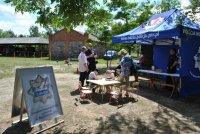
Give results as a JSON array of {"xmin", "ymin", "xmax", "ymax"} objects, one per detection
[{"xmin": 18, "ymin": 66, "xmax": 63, "ymax": 127}]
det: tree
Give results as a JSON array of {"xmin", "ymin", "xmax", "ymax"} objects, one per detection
[
  {"xmin": 4, "ymin": 0, "xmax": 99, "ymax": 28},
  {"xmin": 158, "ymin": 0, "xmax": 181, "ymax": 13},
  {"xmin": 0, "ymin": 29, "xmax": 16, "ymax": 38},
  {"xmin": 29, "ymin": 25, "xmax": 41, "ymax": 37},
  {"xmin": 188, "ymin": 0, "xmax": 200, "ymax": 11},
  {"xmin": 106, "ymin": 0, "xmax": 137, "ymax": 27},
  {"xmin": 86, "ymin": 8, "xmax": 113, "ymax": 43},
  {"xmin": 109, "ymin": 0, "xmax": 154, "ymax": 54},
  {"xmin": 18, "ymin": 34, "xmax": 26, "ymax": 37},
  {"xmin": 135, "ymin": 1, "xmax": 154, "ymax": 25}
]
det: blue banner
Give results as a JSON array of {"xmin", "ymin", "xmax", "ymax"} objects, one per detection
[{"xmin": 180, "ymin": 33, "xmax": 200, "ymax": 96}]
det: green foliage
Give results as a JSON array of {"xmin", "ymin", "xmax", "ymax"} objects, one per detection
[
  {"xmin": 0, "ymin": 29, "xmax": 16, "ymax": 38},
  {"xmin": 4, "ymin": 0, "xmax": 99, "ymax": 28},
  {"xmin": 86, "ymin": 8, "xmax": 113, "ymax": 43},
  {"xmin": 29, "ymin": 25, "xmax": 41, "ymax": 37},
  {"xmin": 188, "ymin": 0, "xmax": 200, "ymax": 11},
  {"xmin": 106, "ymin": 0, "xmax": 137, "ymax": 24},
  {"xmin": 0, "ymin": 56, "xmax": 77, "ymax": 79},
  {"xmin": 135, "ymin": 0, "xmax": 154, "ymax": 24},
  {"xmin": 107, "ymin": 1, "xmax": 153, "ymax": 53},
  {"xmin": 158, "ymin": 0, "xmax": 181, "ymax": 13},
  {"xmin": 18, "ymin": 34, "xmax": 27, "ymax": 37}
]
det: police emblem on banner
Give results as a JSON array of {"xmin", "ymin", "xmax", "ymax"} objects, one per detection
[
  {"xmin": 28, "ymin": 75, "xmax": 52, "ymax": 103},
  {"xmin": 144, "ymin": 17, "xmax": 164, "ymax": 30}
]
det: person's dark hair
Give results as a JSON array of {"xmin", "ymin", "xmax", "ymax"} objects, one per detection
[
  {"xmin": 91, "ymin": 69, "xmax": 99, "ymax": 73},
  {"xmin": 171, "ymin": 48, "xmax": 177, "ymax": 54}
]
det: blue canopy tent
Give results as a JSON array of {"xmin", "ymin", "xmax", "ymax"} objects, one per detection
[{"xmin": 112, "ymin": 9, "xmax": 200, "ymax": 97}]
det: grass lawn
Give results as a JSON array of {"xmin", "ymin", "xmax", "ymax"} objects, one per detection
[
  {"xmin": 0, "ymin": 57, "xmax": 116, "ymax": 79},
  {"xmin": 0, "ymin": 57, "xmax": 78, "ymax": 79},
  {"xmin": 97, "ymin": 58, "xmax": 119, "ymax": 64},
  {"xmin": 0, "ymin": 55, "xmax": 139, "ymax": 79}
]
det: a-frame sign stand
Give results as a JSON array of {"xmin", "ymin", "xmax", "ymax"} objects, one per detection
[{"xmin": 11, "ymin": 67, "xmax": 64, "ymax": 134}]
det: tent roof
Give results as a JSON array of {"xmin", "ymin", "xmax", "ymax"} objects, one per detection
[
  {"xmin": 0, "ymin": 37, "xmax": 48, "ymax": 45},
  {"xmin": 112, "ymin": 9, "xmax": 200, "ymax": 45}
]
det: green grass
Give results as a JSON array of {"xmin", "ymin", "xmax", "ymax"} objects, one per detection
[
  {"xmin": 0, "ymin": 57, "xmax": 76, "ymax": 79},
  {"xmin": 0, "ymin": 56, "xmax": 117, "ymax": 79},
  {"xmin": 97, "ymin": 59, "xmax": 119, "ymax": 64},
  {"xmin": 0, "ymin": 54, "xmax": 138, "ymax": 79},
  {"xmin": 131, "ymin": 53, "xmax": 138, "ymax": 58}
]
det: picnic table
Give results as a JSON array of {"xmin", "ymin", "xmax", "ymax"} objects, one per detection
[
  {"xmin": 87, "ymin": 79, "xmax": 120, "ymax": 102},
  {"xmin": 138, "ymin": 69, "xmax": 180, "ymax": 97}
]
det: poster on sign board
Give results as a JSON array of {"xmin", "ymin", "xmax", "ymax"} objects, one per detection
[{"xmin": 13, "ymin": 66, "xmax": 63, "ymax": 127}]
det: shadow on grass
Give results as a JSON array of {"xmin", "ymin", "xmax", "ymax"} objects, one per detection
[
  {"xmin": 3, "ymin": 120, "xmax": 32, "ymax": 134},
  {"xmin": 91, "ymin": 92, "xmax": 138, "ymax": 106},
  {"xmin": 95, "ymin": 112, "xmax": 156, "ymax": 134},
  {"xmin": 70, "ymin": 89, "xmax": 79, "ymax": 96}
]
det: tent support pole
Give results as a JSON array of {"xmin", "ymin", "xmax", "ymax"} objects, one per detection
[{"xmin": 178, "ymin": 38, "xmax": 182, "ymax": 94}]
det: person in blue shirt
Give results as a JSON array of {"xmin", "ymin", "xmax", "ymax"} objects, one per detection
[
  {"xmin": 118, "ymin": 49, "xmax": 138, "ymax": 96},
  {"xmin": 118, "ymin": 49, "xmax": 131, "ymax": 87}
]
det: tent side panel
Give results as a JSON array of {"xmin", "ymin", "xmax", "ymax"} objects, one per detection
[{"xmin": 180, "ymin": 32, "xmax": 200, "ymax": 97}]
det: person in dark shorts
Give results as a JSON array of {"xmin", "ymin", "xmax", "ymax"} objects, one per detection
[
  {"xmin": 78, "ymin": 46, "xmax": 88, "ymax": 86},
  {"xmin": 85, "ymin": 43, "xmax": 97, "ymax": 85},
  {"xmin": 166, "ymin": 48, "xmax": 179, "ymax": 86}
]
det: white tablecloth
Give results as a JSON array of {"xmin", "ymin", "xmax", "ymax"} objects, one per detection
[{"xmin": 138, "ymin": 69, "xmax": 180, "ymax": 77}]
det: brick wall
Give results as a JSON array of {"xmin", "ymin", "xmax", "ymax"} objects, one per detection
[{"xmin": 49, "ymin": 28, "xmax": 105, "ymax": 60}]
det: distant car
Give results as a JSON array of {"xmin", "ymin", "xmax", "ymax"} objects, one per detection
[{"xmin": 104, "ymin": 50, "xmax": 117, "ymax": 60}]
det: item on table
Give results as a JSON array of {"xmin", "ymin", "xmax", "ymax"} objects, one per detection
[
  {"xmin": 106, "ymin": 77, "xmax": 112, "ymax": 81},
  {"xmin": 151, "ymin": 66, "xmax": 155, "ymax": 70}
]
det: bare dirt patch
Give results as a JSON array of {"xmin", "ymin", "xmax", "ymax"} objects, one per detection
[{"xmin": 1, "ymin": 72, "xmax": 200, "ymax": 134}]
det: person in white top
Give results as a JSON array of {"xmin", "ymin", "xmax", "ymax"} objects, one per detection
[{"xmin": 78, "ymin": 46, "xmax": 88, "ymax": 86}]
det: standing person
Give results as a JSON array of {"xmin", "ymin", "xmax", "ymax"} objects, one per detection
[
  {"xmin": 118, "ymin": 49, "xmax": 138, "ymax": 96},
  {"xmin": 139, "ymin": 53, "xmax": 145, "ymax": 69},
  {"xmin": 167, "ymin": 48, "xmax": 178, "ymax": 74},
  {"xmin": 118, "ymin": 49, "xmax": 132, "ymax": 94},
  {"xmin": 85, "ymin": 43, "xmax": 97, "ymax": 85},
  {"xmin": 166, "ymin": 48, "xmax": 179, "ymax": 85},
  {"xmin": 78, "ymin": 46, "xmax": 88, "ymax": 87}
]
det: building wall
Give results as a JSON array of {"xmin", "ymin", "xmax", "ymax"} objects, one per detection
[{"xmin": 49, "ymin": 28, "xmax": 105, "ymax": 60}]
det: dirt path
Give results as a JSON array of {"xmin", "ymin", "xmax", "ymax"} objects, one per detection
[{"xmin": 1, "ymin": 73, "xmax": 200, "ymax": 134}]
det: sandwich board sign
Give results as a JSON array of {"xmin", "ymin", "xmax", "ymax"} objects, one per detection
[{"xmin": 11, "ymin": 66, "xmax": 63, "ymax": 128}]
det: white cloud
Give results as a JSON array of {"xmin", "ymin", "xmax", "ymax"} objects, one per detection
[
  {"xmin": 180, "ymin": 0, "xmax": 191, "ymax": 9},
  {"xmin": 0, "ymin": 4, "xmax": 15, "ymax": 13},
  {"xmin": 0, "ymin": 21, "xmax": 15, "ymax": 29},
  {"xmin": 0, "ymin": 3, "xmax": 44, "ymax": 36}
]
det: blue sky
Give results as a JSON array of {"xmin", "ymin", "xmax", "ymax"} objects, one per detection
[{"xmin": 0, "ymin": 0, "xmax": 191, "ymax": 36}]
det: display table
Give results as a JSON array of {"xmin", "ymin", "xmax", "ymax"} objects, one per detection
[
  {"xmin": 87, "ymin": 79, "xmax": 120, "ymax": 102},
  {"xmin": 138, "ymin": 69, "xmax": 180, "ymax": 97}
]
